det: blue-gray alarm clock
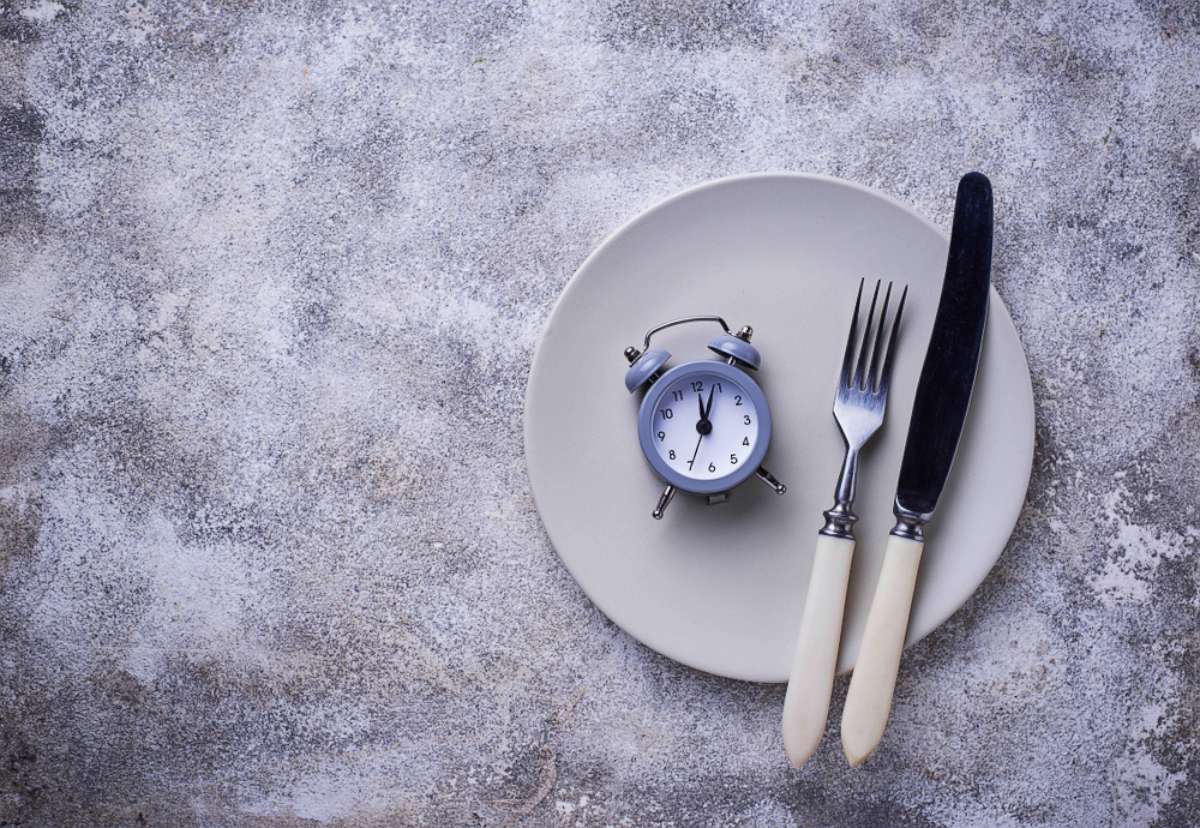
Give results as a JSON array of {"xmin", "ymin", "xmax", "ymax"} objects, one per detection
[{"xmin": 623, "ymin": 316, "xmax": 787, "ymax": 519}]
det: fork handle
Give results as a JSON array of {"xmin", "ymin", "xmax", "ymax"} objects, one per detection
[
  {"xmin": 781, "ymin": 534, "xmax": 854, "ymax": 767},
  {"xmin": 841, "ymin": 534, "xmax": 924, "ymax": 767}
]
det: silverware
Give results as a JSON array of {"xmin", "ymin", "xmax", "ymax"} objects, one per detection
[
  {"xmin": 841, "ymin": 172, "xmax": 993, "ymax": 766},
  {"xmin": 781, "ymin": 277, "xmax": 906, "ymax": 767}
]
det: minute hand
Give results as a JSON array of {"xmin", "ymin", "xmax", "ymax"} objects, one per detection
[{"xmin": 841, "ymin": 172, "xmax": 993, "ymax": 767}]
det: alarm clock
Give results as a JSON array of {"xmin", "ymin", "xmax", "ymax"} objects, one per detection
[{"xmin": 623, "ymin": 315, "xmax": 787, "ymax": 519}]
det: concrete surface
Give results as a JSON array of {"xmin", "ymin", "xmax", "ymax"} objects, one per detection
[{"xmin": 1, "ymin": 1, "xmax": 1198, "ymax": 825}]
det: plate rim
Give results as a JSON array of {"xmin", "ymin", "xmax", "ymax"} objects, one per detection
[{"xmin": 524, "ymin": 171, "xmax": 1035, "ymax": 682}]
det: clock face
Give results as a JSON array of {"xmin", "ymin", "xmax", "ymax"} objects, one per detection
[{"xmin": 646, "ymin": 370, "xmax": 761, "ymax": 482}]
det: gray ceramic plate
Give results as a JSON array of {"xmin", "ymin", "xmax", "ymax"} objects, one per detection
[{"xmin": 525, "ymin": 173, "xmax": 1034, "ymax": 683}]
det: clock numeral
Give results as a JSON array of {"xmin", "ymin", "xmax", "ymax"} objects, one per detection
[
  {"xmin": 657, "ymin": 431, "xmax": 666, "ymax": 441},
  {"xmin": 661, "ymin": 408, "xmax": 674, "ymax": 419},
  {"xmin": 734, "ymin": 395, "xmax": 743, "ymax": 406},
  {"xmin": 707, "ymin": 462, "xmax": 717, "ymax": 473},
  {"xmin": 742, "ymin": 436, "xmax": 750, "ymax": 446},
  {"xmin": 690, "ymin": 380, "xmax": 704, "ymax": 392},
  {"xmin": 687, "ymin": 460, "xmax": 694, "ymax": 470},
  {"xmin": 668, "ymin": 450, "xmax": 676, "ymax": 459},
  {"xmin": 672, "ymin": 390, "xmax": 685, "ymax": 402},
  {"xmin": 743, "ymin": 414, "xmax": 752, "ymax": 425},
  {"xmin": 730, "ymin": 453, "xmax": 738, "ymax": 465}
]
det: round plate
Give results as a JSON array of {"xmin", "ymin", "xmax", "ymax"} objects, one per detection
[{"xmin": 524, "ymin": 173, "xmax": 1034, "ymax": 683}]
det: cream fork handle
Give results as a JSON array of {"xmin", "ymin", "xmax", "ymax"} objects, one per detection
[
  {"xmin": 840, "ymin": 534, "xmax": 924, "ymax": 767},
  {"xmin": 781, "ymin": 533, "xmax": 854, "ymax": 767}
]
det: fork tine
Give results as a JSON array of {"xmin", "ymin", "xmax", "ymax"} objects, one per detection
[
  {"xmin": 867, "ymin": 282, "xmax": 894, "ymax": 392},
  {"xmin": 851, "ymin": 280, "xmax": 881, "ymax": 390},
  {"xmin": 876, "ymin": 284, "xmax": 908, "ymax": 397},
  {"xmin": 839, "ymin": 279, "xmax": 864, "ymax": 388}
]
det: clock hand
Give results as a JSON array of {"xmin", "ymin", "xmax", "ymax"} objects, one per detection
[
  {"xmin": 694, "ymin": 392, "xmax": 713, "ymax": 437},
  {"xmin": 689, "ymin": 432, "xmax": 704, "ymax": 468},
  {"xmin": 690, "ymin": 387, "xmax": 715, "ymax": 470}
]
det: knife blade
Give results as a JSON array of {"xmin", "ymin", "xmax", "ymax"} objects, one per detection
[
  {"xmin": 840, "ymin": 172, "xmax": 993, "ymax": 766},
  {"xmin": 894, "ymin": 172, "xmax": 992, "ymax": 528}
]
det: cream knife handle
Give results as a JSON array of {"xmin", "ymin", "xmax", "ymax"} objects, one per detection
[
  {"xmin": 781, "ymin": 533, "xmax": 854, "ymax": 767},
  {"xmin": 841, "ymin": 533, "xmax": 924, "ymax": 767}
]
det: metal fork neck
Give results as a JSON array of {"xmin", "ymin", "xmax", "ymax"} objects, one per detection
[{"xmin": 819, "ymin": 446, "xmax": 861, "ymax": 539}]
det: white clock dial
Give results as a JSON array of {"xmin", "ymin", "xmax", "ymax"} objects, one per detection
[{"xmin": 648, "ymin": 371, "xmax": 760, "ymax": 481}]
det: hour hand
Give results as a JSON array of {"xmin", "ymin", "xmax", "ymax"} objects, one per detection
[
  {"xmin": 704, "ymin": 384, "xmax": 716, "ymax": 419},
  {"xmin": 695, "ymin": 398, "xmax": 712, "ymax": 436}
]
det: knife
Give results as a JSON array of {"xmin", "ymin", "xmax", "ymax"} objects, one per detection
[{"xmin": 840, "ymin": 172, "xmax": 993, "ymax": 766}]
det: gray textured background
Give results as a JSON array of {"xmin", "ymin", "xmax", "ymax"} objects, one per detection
[{"xmin": 1, "ymin": 1, "xmax": 1198, "ymax": 825}]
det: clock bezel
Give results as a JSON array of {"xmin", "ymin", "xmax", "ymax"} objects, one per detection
[{"xmin": 636, "ymin": 360, "xmax": 773, "ymax": 495}]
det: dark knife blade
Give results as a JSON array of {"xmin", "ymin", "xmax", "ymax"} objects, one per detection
[{"xmin": 894, "ymin": 172, "xmax": 993, "ymax": 528}]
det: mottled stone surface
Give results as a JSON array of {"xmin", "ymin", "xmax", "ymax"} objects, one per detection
[{"xmin": 1, "ymin": 1, "xmax": 1197, "ymax": 825}]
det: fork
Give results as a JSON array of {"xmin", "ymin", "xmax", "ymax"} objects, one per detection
[{"xmin": 781, "ymin": 278, "xmax": 906, "ymax": 767}]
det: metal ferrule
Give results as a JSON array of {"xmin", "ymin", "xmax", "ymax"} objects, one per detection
[
  {"xmin": 819, "ymin": 502, "xmax": 858, "ymax": 539},
  {"xmin": 889, "ymin": 500, "xmax": 930, "ymax": 541}
]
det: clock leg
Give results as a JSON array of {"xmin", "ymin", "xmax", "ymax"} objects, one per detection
[
  {"xmin": 755, "ymin": 466, "xmax": 787, "ymax": 495},
  {"xmin": 652, "ymin": 484, "xmax": 677, "ymax": 519}
]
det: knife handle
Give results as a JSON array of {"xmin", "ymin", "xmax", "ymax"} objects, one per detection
[
  {"xmin": 781, "ymin": 534, "xmax": 854, "ymax": 767},
  {"xmin": 840, "ymin": 534, "xmax": 924, "ymax": 767}
]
